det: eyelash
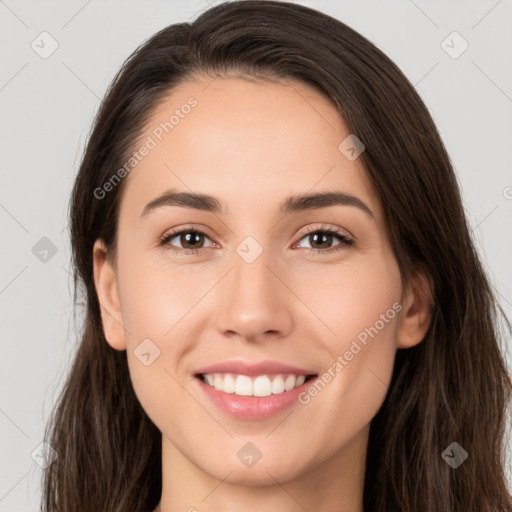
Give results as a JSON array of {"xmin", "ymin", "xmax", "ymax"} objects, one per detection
[{"xmin": 158, "ymin": 224, "xmax": 354, "ymax": 257}]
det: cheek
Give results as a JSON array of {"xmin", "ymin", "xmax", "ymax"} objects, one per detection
[
  {"xmin": 298, "ymin": 251, "xmax": 402, "ymax": 352},
  {"xmin": 116, "ymin": 243, "xmax": 204, "ymax": 344},
  {"xmin": 114, "ymin": 245, "xmax": 205, "ymax": 407},
  {"xmin": 116, "ymin": 256, "xmax": 223, "ymax": 433},
  {"xmin": 295, "ymin": 253, "xmax": 401, "ymax": 426},
  {"xmin": 119, "ymin": 261, "xmax": 206, "ymax": 441}
]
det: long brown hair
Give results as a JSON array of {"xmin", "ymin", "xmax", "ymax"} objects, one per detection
[{"xmin": 42, "ymin": 1, "xmax": 512, "ymax": 510}]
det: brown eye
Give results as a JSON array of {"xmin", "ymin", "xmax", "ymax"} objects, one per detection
[
  {"xmin": 295, "ymin": 227, "xmax": 354, "ymax": 255},
  {"xmin": 306, "ymin": 231, "xmax": 336, "ymax": 250},
  {"xmin": 173, "ymin": 231, "xmax": 204, "ymax": 249},
  {"xmin": 160, "ymin": 229, "xmax": 215, "ymax": 253}
]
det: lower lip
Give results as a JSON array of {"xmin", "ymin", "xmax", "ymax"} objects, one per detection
[{"xmin": 196, "ymin": 376, "xmax": 313, "ymax": 420}]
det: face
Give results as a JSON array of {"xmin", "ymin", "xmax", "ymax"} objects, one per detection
[{"xmin": 94, "ymin": 75, "xmax": 429, "ymax": 487}]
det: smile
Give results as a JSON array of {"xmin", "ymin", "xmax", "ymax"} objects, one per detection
[
  {"xmin": 193, "ymin": 360, "xmax": 319, "ymax": 420},
  {"xmin": 199, "ymin": 373, "xmax": 315, "ymax": 396}
]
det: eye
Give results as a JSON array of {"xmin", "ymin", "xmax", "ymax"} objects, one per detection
[
  {"xmin": 159, "ymin": 227, "xmax": 216, "ymax": 255},
  {"xmin": 158, "ymin": 224, "xmax": 354, "ymax": 256},
  {"xmin": 293, "ymin": 225, "xmax": 354, "ymax": 255}
]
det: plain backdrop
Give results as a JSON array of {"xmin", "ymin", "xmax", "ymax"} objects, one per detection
[{"xmin": 1, "ymin": 0, "xmax": 511, "ymax": 509}]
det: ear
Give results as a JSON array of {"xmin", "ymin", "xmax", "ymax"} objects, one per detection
[
  {"xmin": 396, "ymin": 268, "xmax": 434, "ymax": 349},
  {"xmin": 92, "ymin": 239, "xmax": 127, "ymax": 351}
]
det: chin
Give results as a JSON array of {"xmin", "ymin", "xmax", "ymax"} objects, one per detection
[{"xmin": 199, "ymin": 453, "xmax": 311, "ymax": 487}]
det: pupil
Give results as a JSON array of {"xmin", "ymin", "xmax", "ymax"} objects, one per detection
[
  {"xmin": 311, "ymin": 232, "xmax": 332, "ymax": 249},
  {"xmin": 182, "ymin": 232, "xmax": 203, "ymax": 249}
]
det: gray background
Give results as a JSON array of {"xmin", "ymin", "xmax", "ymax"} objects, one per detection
[{"xmin": 1, "ymin": 0, "xmax": 511, "ymax": 509}]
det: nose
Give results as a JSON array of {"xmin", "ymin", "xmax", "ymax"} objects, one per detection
[{"xmin": 213, "ymin": 248, "xmax": 294, "ymax": 343}]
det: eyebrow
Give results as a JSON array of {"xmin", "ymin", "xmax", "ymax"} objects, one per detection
[{"xmin": 141, "ymin": 188, "xmax": 374, "ymax": 219}]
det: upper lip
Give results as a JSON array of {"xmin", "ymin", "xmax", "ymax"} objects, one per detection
[{"xmin": 195, "ymin": 360, "xmax": 318, "ymax": 377}]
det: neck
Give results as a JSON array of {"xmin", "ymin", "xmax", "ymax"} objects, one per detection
[{"xmin": 155, "ymin": 425, "xmax": 368, "ymax": 512}]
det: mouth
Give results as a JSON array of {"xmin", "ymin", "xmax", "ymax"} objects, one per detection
[
  {"xmin": 195, "ymin": 372, "xmax": 317, "ymax": 397},
  {"xmin": 193, "ymin": 360, "xmax": 319, "ymax": 420}
]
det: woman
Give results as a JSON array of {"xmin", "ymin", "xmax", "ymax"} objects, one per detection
[{"xmin": 42, "ymin": 1, "xmax": 512, "ymax": 511}]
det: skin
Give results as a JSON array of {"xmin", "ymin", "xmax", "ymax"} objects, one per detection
[{"xmin": 93, "ymin": 75, "xmax": 432, "ymax": 512}]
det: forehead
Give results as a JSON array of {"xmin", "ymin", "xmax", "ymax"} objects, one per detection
[{"xmin": 119, "ymin": 75, "xmax": 381, "ymax": 223}]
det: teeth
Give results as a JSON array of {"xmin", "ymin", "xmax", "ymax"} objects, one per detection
[
  {"xmin": 284, "ymin": 375, "xmax": 295, "ymax": 391},
  {"xmin": 271, "ymin": 375, "xmax": 285, "ymax": 394},
  {"xmin": 235, "ymin": 375, "xmax": 253, "ymax": 396},
  {"xmin": 253, "ymin": 376, "xmax": 272, "ymax": 397},
  {"xmin": 201, "ymin": 373, "xmax": 309, "ymax": 396},
  {"xmin": 213, "ymin": 374, "xmax": 223, "ymax": 391},
  {"xmin": 223, "ymin": 374, "xmax": 236, "ymax": 394}
]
